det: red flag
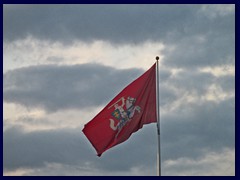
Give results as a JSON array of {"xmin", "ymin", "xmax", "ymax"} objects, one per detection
[{"xmin": 82, "ymin": 63, "xmax": 157, "ymax": 156}]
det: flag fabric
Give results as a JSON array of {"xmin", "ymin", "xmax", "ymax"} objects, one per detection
[{"xmin": 82, "ymin": 63, "xmax": 157, "ymax": 156}]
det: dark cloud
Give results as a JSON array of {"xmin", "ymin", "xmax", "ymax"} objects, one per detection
[
  {"xmin": 159, "ymin": 69, "xmax": 172, "ymax": 82},
  {"xmin": 4, "ymin": 4, "xmax": 234, "ymax": 69},
  {"xmin": 4, "ymin": 94, "xmax": 234, "ymax": 174},
  {"xmin": 3, "ymin": 4, "xmax": 234, "ymax": 72},
  {"xmin": 218, "ymin": 75, "xmax": 235, "ymax": 93},
  {"xmin": 161, "ymin": 97, "xmax": 235, "ymax": 161},
  {"xmin": 3, "ymin": 63, "xmax": 143, "ymax": 112},
  {"xmin": 159, "ymin": 85, "xmax": 178, "ymax": 107},
  {"xmin": 169, "ymin": 70, "xmax": 215, "ymax": 94},
  {"xmin": 3, "ymin": 64, "xmax": 235, "ymax": 174},
  {"xmin": 3, "ymin": 124, "xmax": 157, "ymax": 174},
  {"xmin": 3, "ymin": 63, "xmax": 235, "ymax": 166},
  {"xmin": 161, "ymin": 31, "xmax": 235, "ymax": 68},
  {"xmin": 159, "ymin": 5, "xmax": 235, "ymax": 68},
  {"xmin": 3, "ymin": 4, "xmax": 199, "ymax": 44},
  {"xmin": 5, "ymin": 62, "xmax": 232, "ymax": 114},
  {"xmin": 157, "ymin": 68, "xmax": 235, "ymax": 162},
  {"xmin": 3, "ymin": 127, "xmax": 88, "ymax": 171}
]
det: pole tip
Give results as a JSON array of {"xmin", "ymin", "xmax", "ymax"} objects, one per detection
[{"xmin": 156, "ymin": 56, "xmax": 159, "ymax": 61}]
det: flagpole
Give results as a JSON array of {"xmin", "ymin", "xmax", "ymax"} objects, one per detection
[{"xmin": 156, "ymin": 56, "xmax": 161, "ymax": 176}]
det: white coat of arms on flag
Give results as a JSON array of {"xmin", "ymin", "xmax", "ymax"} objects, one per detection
[{"xmin": 108, "ymin": 96, "xmax": 141, "ymax": 137}]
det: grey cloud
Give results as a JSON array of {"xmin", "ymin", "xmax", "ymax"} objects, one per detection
[
  {"xmin": 4, "ymin": 5, "xmax": 234, "ymax": 70},
  {"xmin": 161, "ymin": 97, "xmax": 235, "ymax": 161},
  {"xmin": 157, "ymin": 69, "xmax": 235, "ymax": 162},
  {"xmin": 3, "ymin": 94, "xmax": 234, "ymax": 174},
  {"xmin": 159, "ymin": 5, "xmax": 234, "ymax": 69},
  {"xmin": 159, "ymin": 70, "xmax": 214, "ymax": 108},
  {"xmin": 158, "ymin": 69, "xmax": 235, "ymax": 161},
  {"xmin": 3, "ymin": 62, "xmax": 234, "ymax": 164},
  {"xmin": 3, "ymin": 4, "xmax": 209, "ymax": 44},
  {"xmin": 3, "ymin": 62, "xmax": 235, "ymax": 165},
  {"xmin": 4, "ymin": 4, "xmax": 234, "ymax": 69},
  {"xmin": 4, "ymin": 5, "xmax": 234, "ymax": 41},
  {"xmin": 218, "ymin": 75, "xmax": 235, "ymax": 93},
  {"xmin": 3, "ymin": 63, "xmax": 143, "ymax": 112},
  {"xmin": 171, "ymin": 70, "xmax": 215, "ymax": 95},
  {"xmin": 160, "ymin": 69, "xmax": 235, "ymax": 104},
  {"xmin": 161, "ymin": 31, "xmax": 235, "ymax": 68},
  {"xmin": 13, "ymin": 163, "xmax": 155, "ymax": 176},
  {"xmin": 159, "ymin": 85, "xmax": 177, "ymax": 107},
  {"xmin": 3, "ymin": 124, "xmax": 157, "ymax": 174},
  {"xmin": 3, "ymin": 127, "xmax": 88, "ymax": 171},
  {"xmin": 159, "ymin": 69, "xmax": 172, "ymax": 82},
  {"xmin": 159, "ymin": 69, "xmax": 218, "ymax": 107},
  {"xmin": 163, "ymin": 148, "xmax": 235, "ymax": 176}
]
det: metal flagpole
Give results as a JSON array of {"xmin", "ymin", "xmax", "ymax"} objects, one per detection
[{"xmin": 156, "ymin": 56, "xmax": 161, "ymax": 176}]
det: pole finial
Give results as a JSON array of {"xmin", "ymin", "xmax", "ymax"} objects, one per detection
[{"xmin": 156, "ymin": 56, "xmax": 159, "ymax": 61}]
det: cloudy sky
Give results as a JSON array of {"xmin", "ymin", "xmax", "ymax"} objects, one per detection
[{"xmin": 3, "ymin": 4, "xmax": 235, "ymax": 176}]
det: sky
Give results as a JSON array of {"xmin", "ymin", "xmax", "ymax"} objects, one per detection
[{"xmin": 3, "ymin": 4, "xmax": 235, "ymax": 176}]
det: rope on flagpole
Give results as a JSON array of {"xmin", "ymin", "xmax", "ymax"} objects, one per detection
[{"xmin": 156, "ymin": 56, "xmax": 161, "ymax": 176}]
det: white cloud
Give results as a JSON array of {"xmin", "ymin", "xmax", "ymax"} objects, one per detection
[
  {"xmin": 3, "ymin": 36, "xmax": 164, "ymax": 73},
  {"xmin": 4, "ymin": 148, "xmax": 234, "ymax": 176},
  {"xmin": 200, "ymin": 64, "xmax": 235, "ymax": 77},
  {"xmin": 3, "ymin": 102, "xmax": 103, "ymax": 132},
  {"xmin": 203, "ymin": 84, "xmax": 235, "ymax": 102},
  {"xmin": 163, "ymin": 148, "xmax": 235, "ymax": 176},
  {"xmin": 4, "ymin": 163, "xmax": 155, "ymax": 176},
  {"xmin": 4, "ymin": 168, "xmax": 34, "ymax": 176}
]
